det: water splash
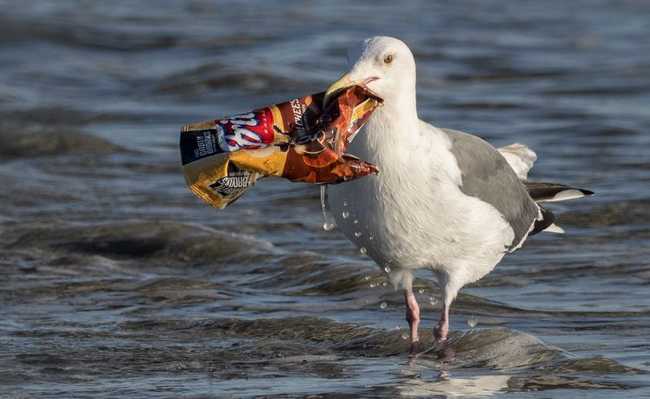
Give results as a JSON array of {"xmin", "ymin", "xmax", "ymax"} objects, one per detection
[
  {"xmin": 320, "ymin": 185, "xmax": 336, "ymax": 231},
  {"xmin": 342, "ymin": 211, "xmax": 350, "ymax": 219},
  {"xmin": 354, "ymin": 231, "xmax": 362, "ymax": 238},
  {"xmin": 359, "ymin": 247, "xmax": 367, "ymax": 255},
  {"xmin": 380, "ymin": 302, "xmax": 388, "ymax": 310},
  {"xmin": 322, "ymin": 222, "xmax": 335, "ymax": 231},
  {"xmin": 467, "ymin": 317, "xmax": 478, "ymax": 328}
]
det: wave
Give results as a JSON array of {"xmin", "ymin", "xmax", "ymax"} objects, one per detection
[
  {"xmin": 0, "ymin": 16, "xmax": 178, "ymax": 52},
  {"xmin": 0, "ymin": 124, "xmax": 125, "ymax": 159},
  {"xmin": 118, "ymin": 316, "xmax": 641, "ymax": 377},
  {"xmin": 9, "ymin": 220, "xmax": 277, "ymax": 265},
  {"xmin": 155, "ymin": 63, "xmax": 318, "ymax": 96},
  {"xmin": 558, "ymin": 199, "xmax": 650, "ymax": 227}
]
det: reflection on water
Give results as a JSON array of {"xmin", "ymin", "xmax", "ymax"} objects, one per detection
[
  {"xmin": 396, "ymin": 373, "xmax": 511, "ymax": 398},
  {"xmin": 1, "ymin": 0, "xmax": 649, "ymax": 397}
]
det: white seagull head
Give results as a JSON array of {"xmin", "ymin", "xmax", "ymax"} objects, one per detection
[{"xmin": 324, "ymin": 36, "xmax": 417, "ymax": 110}]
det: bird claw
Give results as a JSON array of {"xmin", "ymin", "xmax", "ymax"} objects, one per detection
[{"xmin": 433, "ymin": 326, "xmax": 448, "ymax": 343}]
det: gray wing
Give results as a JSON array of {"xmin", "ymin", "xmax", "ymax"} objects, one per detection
[{"xmin": 442, "ymin": 128, "xmax": 540, "ymax": 251}]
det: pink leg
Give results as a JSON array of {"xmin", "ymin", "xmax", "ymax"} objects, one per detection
[
  {"xmin": 432, "ymin": 271, "xmax": 458, "ymax": 344},
  {"xmin": 404, "ymin": 290, "xmax": 420, "ymax": 354},
  {"xmin": 433, "ymin": 302, "xmax": 450, "ymax": 343}
]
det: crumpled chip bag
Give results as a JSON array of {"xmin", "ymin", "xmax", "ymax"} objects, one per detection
[{"xmin": 180, "ymin": 86, "xmax": 382, "ymax": 208}]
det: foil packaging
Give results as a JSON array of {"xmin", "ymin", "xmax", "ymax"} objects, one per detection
[{"xmin": 180, "ymin": 86, "xmax": 382, "ymax": 208}]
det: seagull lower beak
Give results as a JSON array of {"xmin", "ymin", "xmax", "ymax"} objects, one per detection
[{"xmin": 323, "ymin": 72, "xmax": 355, "ymax": 108}]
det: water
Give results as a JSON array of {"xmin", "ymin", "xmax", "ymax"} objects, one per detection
[
  {"xmin": 1, "ymin": 0, "xmax": 649, "ymax": 397},
  {"xmin": 320, "ymin": 185, "xmax": 336, "ymax": 231}
]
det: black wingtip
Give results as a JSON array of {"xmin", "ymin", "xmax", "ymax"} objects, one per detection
[{"xmin": 524, "ymin": 181, "xmax": 594, "ymax": 202}]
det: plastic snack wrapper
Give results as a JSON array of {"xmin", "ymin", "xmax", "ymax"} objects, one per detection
[{"xmin": 180, "ymin": 85, "xmax": 382, "ymax": 208}]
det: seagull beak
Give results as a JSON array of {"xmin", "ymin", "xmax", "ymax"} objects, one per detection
[
  {"xmin": 323, "ymin": 72, "xmax": 355, "ymax": 108},
  {"xmin": 323, "ymin": 74, "xmax": 379, "ymax": 108}
]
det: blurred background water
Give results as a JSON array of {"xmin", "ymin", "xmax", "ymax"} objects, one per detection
[{"xmin": 1, "ymin": 0, "xmax": 649, "ymax": 398}]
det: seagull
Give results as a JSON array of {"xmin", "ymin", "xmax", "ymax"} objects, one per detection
[{"xmin": 322, "ymin": 36, "xmax": 593, "ymax": 353}]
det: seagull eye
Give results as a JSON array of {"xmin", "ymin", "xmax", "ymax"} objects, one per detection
[{"xmin": 383, "ymin": 54, "xmax": 394, "ymax": 64}]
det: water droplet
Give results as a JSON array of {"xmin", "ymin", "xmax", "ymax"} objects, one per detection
[
  {"xmin": 320, "ymin": 185, "xmax": 337, "ymax": 231},
  {"xmin": 380, "ymin": 302, "xmax": 388, "ymax": 310},
  {"xmin": 343, "ymin": 200, "xmax": 348, "ymax": 207},
  {"xmin": 364, "ymin": 275, "xmax": 370, "ymax": 281},
  {"xmin": 369, "ymin": 283, "xmax": 376, "ymax": 288},
  {"xmin": 381, "ymin": 281, "xmax": 387, "ymax": 287},
  {"xmin": 384, "ymin": 266, "xmax": 391, "ymax": 274},
  {"xmin": 359, "ymin": 247, "xmax": 367, "ymax": 255},
  {"xmin": 354, "ymin": 231, "xmax": 362, "ymax": 238},
  {"xmin": 401, "ymin": 333, "xmax": 409, "ymax": 340},
  {"xmin": 342, "ymin": 211, "xmax": 350, "ymax": 219},
  {"xmin": 369, "ymin": 235, "xmax": 374, "ymax": 241},
  {"xmin": 429, "ymin": 297, "xmax": 438, "ymax": 306},
  {"xmin": 418, "ymin": 288, "xmax": 424, "ymax": 294},
  {"xmin": 353, "ymin": 219, "xmax": 359, "ymax": 224},
  {"xmin": 467, "ymin": 318, "xmax": 478, "ymax": 328}
]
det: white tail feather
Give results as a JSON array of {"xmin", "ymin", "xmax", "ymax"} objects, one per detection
[
  {"xmin": 498, "ymin": 143, "xmax": 537, "ymax": 180},
  {"xmin": 537, "ymin": 189, "xmax": 588, "ymax": 203},
  {"xmin": 543, "ymin": 223, "xmax": 565, "ymax": 234}
]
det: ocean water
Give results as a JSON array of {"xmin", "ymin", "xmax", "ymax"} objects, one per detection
[{"xmin": 1, "ymin": 0, "xmax": 649, "ymax": 397}]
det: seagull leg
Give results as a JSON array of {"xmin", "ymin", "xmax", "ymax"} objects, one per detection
[
  {"xmin": 404, "ymin": 289, "xmax": 420, "ymax": 354},
  {"xmin": 433, "ymin": 301, "xmax": 450, "ymax": 343},
  {"xmin": 433, "ymin": 272, "xmax": 459, "ymax": 344}
]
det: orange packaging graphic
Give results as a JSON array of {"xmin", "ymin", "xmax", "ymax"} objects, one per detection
[{"xmin": 180, "ymin": 85, "xmax": 382, "ymax": 208}]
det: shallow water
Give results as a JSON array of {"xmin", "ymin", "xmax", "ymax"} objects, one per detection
[{"xmin": 1, "ymin": 0, "xmax": 649, "ymax": 398}]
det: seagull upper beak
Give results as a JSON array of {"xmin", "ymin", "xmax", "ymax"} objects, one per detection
[
  {"xmin": 323, "ymin": 72, "xmax": 355, "ymax": 108},
  {"xmin": 323, "ymin": 74, "xmax": 379, "ymax": 108}
]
